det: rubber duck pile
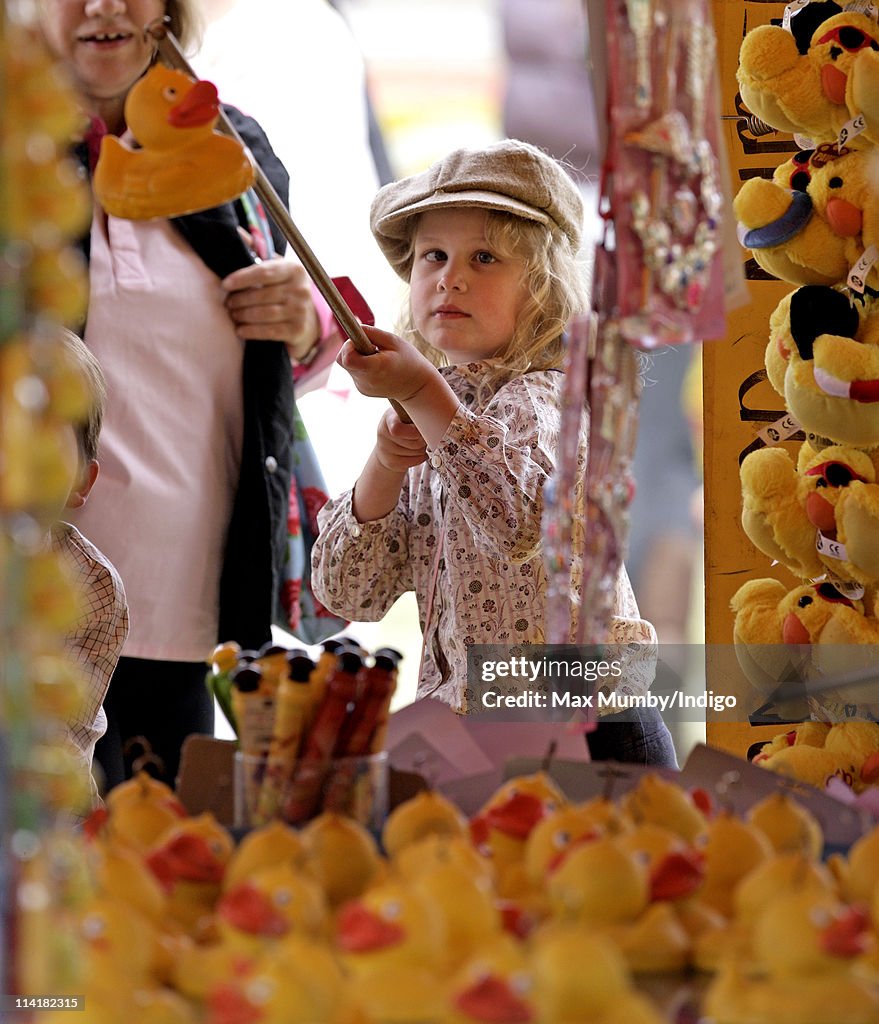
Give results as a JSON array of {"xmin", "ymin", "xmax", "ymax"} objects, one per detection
[
  {"xmin": 731, "ymin": 1, "xmax": 879, "ymax": 723},
  {"xmin": 31, "ymin": 766, "xmax": 879, "ymax": 1023}
]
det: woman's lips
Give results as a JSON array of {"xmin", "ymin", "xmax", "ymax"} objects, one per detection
[{"xmin": 433, "ymin": 306, "xmax": 469, "ymax": 319}]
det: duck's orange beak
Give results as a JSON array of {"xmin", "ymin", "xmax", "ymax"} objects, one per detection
[
  {"xmin": 453, "ymin": 975, "xmax": 534, "ymax": 1023},
  {"xmin": 218, "ymin": 883, "xmax": 289, "ymax": 937},
  {"xmin": 146, "ymin": 833, "xmax": 226, "ymax": 888},
  {"xmin": 483, "ymin": 792, "xmax": 546, "ymax": 839},
  {"xmin": 336, "ymin": 902, "xmax": 405, "ymax": 952},
  {"xmin": 168, "ymin": 80, "xmax": 220, "ymax": 128}
]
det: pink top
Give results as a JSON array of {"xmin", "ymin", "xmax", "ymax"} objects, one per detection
[{"xmin": 72, "ymin": 212, "xmax": 245, "ymax": 661}]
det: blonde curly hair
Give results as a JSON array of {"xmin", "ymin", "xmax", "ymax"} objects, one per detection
[{"xmin": 397, "ymin": 209, "xmax": 588, "ymax": 391}]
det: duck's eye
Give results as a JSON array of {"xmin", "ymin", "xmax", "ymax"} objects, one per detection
[
  {"xmin": 790, "ymin": 170, "xmax": 811, "ymax": 192},
  {"xmin": 163, "ymin": 87, "xmax": 178, "ymax": 101},
  {"xmin": 828, "ymin": 177, "xmax": 844, "ymax": 189},
  {"xmin": 552, "ymin": 830, "xmax": 571, "ymax": 849},
  {"xmin": 510, "ymin": 972, "xmax": 533, "ymax": 996},
  {"xmin": 816, "ymin": 478, "xmax": 828, "ymax": 488},
  {"xmin": 797, "ymin": 595, "xmax": 814, "ymax": 608},
  {"xmin": 273, "ymin": 888, "xmax": 292, "ymax": 907},
  {"xmin": 825, "ymin": 463, "xmax": 856, "ymax": 487},
  {"xmin": 382, "ymin": 900, "xmax": 402, "ymax": 919}
]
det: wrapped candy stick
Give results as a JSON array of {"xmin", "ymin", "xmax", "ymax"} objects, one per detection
[
  {"xmin": 281, "ymin": 651, "xmax": 362, "ymax": 824},
  {"xmin": 255, "ymin": 653, "xmax": 314, "ymax": 824}
]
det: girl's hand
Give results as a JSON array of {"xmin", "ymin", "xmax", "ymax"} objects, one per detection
[
  {"xmin": 338, "ymin": 323, "xmax": 437, "ymax": 403},
  {"xmin": 221, "ymin": 253, "xmax": 320, "ymax": 359},
  {"xmin": 374, "ymin": 407, "xmax": 428, "ymax": 473}
]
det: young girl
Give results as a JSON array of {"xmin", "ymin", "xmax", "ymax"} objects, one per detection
[{"xmin": 312, "ymin": 140, "xmax": 671, "ymax": 760}]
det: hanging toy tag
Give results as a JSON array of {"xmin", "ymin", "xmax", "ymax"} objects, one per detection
[{"xmin": 848, "ymin": 245, "xmax": 879, "ymax": 295}]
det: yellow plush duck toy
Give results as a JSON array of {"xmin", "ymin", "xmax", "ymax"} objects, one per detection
[
  {"xmin": 94, "ymin": 64, "xmax": 255, "ymax": 220},
  {"xmin": 764, "ymin": 285, "xmax": 879, "ymax": 450},
  {"xmin": 740, "ymin": 440, "xmax": 879, "ymax": 583},
  {"xmin": 737, "ymin": 6, "xmax": 879, "ymax": 144},
  {"xmin": 731, "ymin": 577, "xmax": 879, "ymax": 696}
]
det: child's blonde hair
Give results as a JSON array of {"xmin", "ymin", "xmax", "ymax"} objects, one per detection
[
  {"xmin": 60, "ymin": 329, "xmax": 106, "ymax": 466},
  {"xmin": 397, "ymin": 209, "xmax": 588, "ymax": 385}
]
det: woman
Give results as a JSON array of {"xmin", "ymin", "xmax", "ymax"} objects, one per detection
[{"xmin": 40, "ymin": 0, "xmax": 343, "ymax": 788}]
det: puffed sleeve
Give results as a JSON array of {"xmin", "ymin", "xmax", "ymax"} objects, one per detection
[
  {"xmin": 426, "ymin": 374, "xmax": 559, "ymax": 562},
  {"xmin": 311, "ymin": 487, "xmax": 415, "ymax": 621},
  {"xmin": 604, "ymin": 564, "xmax": 658, "ymax": 704}
]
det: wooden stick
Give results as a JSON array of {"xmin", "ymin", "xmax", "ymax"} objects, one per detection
[
  {"xmin": 146, "ymin": 20, "xmax": 371, "ymax": 352},
  {"xmin": 145, "ymin": 20, "xmax": 413, "ymax": 422}
]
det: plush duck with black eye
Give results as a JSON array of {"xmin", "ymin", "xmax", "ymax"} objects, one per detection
[
  {"xmin": 735, "ymin": 142, "xmax": 879, "ymax": 292},
  {"xmin": 765, "ymin": 285, "xmax": 879, "ymax": 450},
  {"xmin": 737, "ymin": 4, "xmax": 879, "ymax": 144},
  {"xmin": 731, "ymin": 577, "xmax": 879, "ymax": 699},
  {"xmin": 93, "ymin": 64, "xmax": 255, "ymax": 220},
  {"xmin": 740, "ymin": 440, "xmax": 879, "ymax": 583}
]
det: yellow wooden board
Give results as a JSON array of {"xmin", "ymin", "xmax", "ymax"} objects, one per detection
[{"xmin": 705, "ymin": 1, "xmax": 799, "ymax": 754}]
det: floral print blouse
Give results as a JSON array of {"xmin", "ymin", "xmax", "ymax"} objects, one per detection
[{"xmin": 312, "ymin": 362, "xmax": 656, "ymax": 712}]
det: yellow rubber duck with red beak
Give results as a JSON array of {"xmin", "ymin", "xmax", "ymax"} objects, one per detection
[{"xmin": 94, "ymin": 64, "xmax": 255, "ymax": 220}]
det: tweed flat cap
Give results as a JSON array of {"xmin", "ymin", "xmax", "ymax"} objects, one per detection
[{"xmin": 370, "ymin": 139, "xmax": 584, "ymax": 279}]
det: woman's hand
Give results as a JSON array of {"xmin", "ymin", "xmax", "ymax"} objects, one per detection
[
  {"xmin": 221, "ymin": 255, "xmax": 320, "ymax": 360},
  {"xmin": 374, "ymin": 407, "xmax": 428, "ymax": 473}
]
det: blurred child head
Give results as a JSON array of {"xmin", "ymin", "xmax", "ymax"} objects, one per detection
[
  {"xmin": 60, "ymin": 328, "xmax": 106, "ymax": 512},
  {"xmin": 370, "ymin": 139, "xmax": 588, "ymax": 378}
]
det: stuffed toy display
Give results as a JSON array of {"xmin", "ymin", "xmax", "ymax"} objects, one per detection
[
  {"xmin": 732, "ymin": 6, "xmax": 879, "ymax": 736},
  {"xmin": 734, "ymin": 143, "xmax": 879, "ymax": 290},
  {"xmin": 737, "ymin": 3, "xmax": 879, "ymax": 145},
  {"xmin": 740, "ymin": 440, "xmax": 879, "ymax": 584}
]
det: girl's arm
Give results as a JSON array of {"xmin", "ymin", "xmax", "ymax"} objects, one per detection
[
  {"xmin": 311, "ymin": 483, "xmax": 416, "ymax": 623},
  {"xmin": 352, "ymin": 408, "xmax": 427, "ymax": 522},
  {"xmin": 337, "ymin": 324, "xmax": 461, "ymax": 448}
]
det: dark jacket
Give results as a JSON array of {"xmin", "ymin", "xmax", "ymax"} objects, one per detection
[{"xmin": 76, "ymin": 107, "xmax": 295, "ymax": 652}]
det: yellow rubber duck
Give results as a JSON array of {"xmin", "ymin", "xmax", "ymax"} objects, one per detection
[
  {"xmin": 94, "ymin": 65, "xmax": 255, "ymax": 220},
  {"xmin": 704, "ymin": 889, "xmax": 879, "ymax": 1024},
  {"xmin": 530, "ymin": 924, "xmax": 664, "ymax": 1024},
  {"xmin": 205, "ymin": 933, "xmax": 361, "ymax": 1024},
  {"xmin": 145, "ymin": 811, "xmax": 235, "ymax": 939},
  {"xmin": 382, "ymin": 789, "xmax": 469, "ymax": 858},
  {"xmin": 335, "ymin": 878, "xmax": 445, "ymax": 981}
]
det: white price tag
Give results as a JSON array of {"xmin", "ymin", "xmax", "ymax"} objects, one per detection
[
  {"xmin": 783, "ymin": 0, "xmax": 811, "ymax": 30},
  {"xmin": 816, "ymin": 531, "xmax": 848, "ymax": 561},
  {"xmin": 848, "ymin": 245, "xmax": 879, "ymax": 294},
  {"xmin": 757, "ymin": 413, "xmax": 801, "ymax": 446},
  {"xmin": 838, "ymin": 114, "xmax": 867, "ymax": 149},
  {"xmin": 829, "ymin": 578, "xmax": 865, "ymax": 600}
]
